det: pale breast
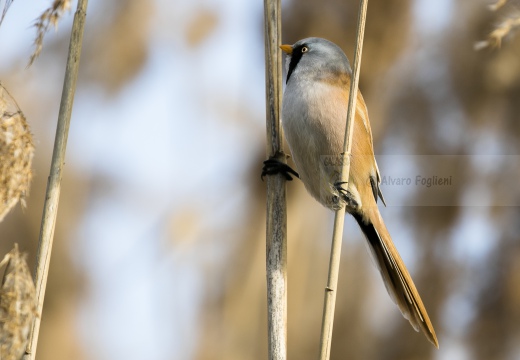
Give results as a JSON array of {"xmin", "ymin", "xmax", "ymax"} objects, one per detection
[{"xmin": 282, "ymin": 81, "xmax": 351, "ymax": 209}]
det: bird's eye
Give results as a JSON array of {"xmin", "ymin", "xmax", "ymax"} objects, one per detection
[{"xmin": 301, "ymin": 46, "xmax": 308, "ymax": 53}]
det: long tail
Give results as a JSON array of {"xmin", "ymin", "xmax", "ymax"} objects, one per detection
[{"xmin": 352, "ymin": 208, "xmax": 439, "ymax": 348}]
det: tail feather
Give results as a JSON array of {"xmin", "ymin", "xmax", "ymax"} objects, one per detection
[{"xmin": 352, "ymin": 210, "xmax": 439, "ymax": 348}]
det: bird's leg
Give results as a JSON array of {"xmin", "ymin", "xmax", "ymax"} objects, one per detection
[{"xmin": 261, "ymin": 151, "xmax": 300, "ymax": 181}]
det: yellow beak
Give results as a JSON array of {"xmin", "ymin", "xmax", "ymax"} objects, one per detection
[{"xmin": 279, "ymin": 44, "xmax": 293, "ymax": 55}]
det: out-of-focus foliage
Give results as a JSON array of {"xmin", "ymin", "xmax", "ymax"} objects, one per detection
[
  {"xmin": 0, "ymin": 1, "xmax": 154, "ymax": 358},
  {"xmin": 185, "ymin": 8, "xmax": 219, "ymax": 47},
  {"xmin": 1, "ymin": 0, "xmax": 519, "ymax": 359},
  {"xmin": 81, "ymin": 0, "xmax": 153, "ymax": 94},
  {"xmin": 476, "ymin": 0, "xmax": 520, "ymax": 50},
  {"xmin": 194, "ymin": 1, "xmax": 520, "ymax": 360}
]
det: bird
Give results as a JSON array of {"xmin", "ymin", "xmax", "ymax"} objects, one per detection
[{"xmin": 263, "ymin": 37, "xmax": 438, "ymax": 347}]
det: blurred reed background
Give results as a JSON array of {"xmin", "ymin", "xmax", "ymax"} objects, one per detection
[{"xmin": 0, "ymin": 0, "xmax": 519, "ymax": 359}]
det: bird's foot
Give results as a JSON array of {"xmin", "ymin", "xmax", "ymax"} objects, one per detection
[
  {"xmin": 261, "ymin": 152, "xmax": 300, "ymax": 181},
  {"xmin": 333, "ymin": 181, "xmax": 358, "ymax": 208}
]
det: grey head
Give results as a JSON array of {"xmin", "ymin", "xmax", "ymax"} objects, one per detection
[{"xmin": 283, "ymin": 37, "xmax": 352, "ymax": 84}]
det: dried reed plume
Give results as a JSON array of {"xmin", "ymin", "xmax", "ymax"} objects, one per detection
[
  {"xmin": 0, "ymin": 244, "xmax": 37, "ymax": 360},
  {"xmin": 29, "ymin": 0, "xmax": 71, "ymax": 66},
  {"xmin": 0, "ymin": 83, "xmax": 34, "ymax": 223},
  {"xmin": 475, "ymin": 0, "xmax": 520, "ymax": 50},
  {"xmin": 0, "ymin": 0, "xmax": 15, "ymax": 27}
]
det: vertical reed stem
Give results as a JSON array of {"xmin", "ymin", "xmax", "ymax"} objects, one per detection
[
  {"xmin": 318, "ymin": 1, "xmax": 369, "ymax": 359},
  {"xmin": 23, "ymin": 1, "xmax": 89, "ymax": 358},
  {"xmin": 263, "ymin": 0, "xmax": 287, "ymax": 359}
]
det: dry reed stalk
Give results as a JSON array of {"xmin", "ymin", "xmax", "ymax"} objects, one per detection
[
  {"xmin": 0, "ymin": 83, "xmax": 34, "ymax": 223},
  {"xmin": 23, "ymin": 1, "xmax": 88, "ymax": 359},
  {"xmin": 318, "ymin": 1, "xmax": 368, "ymax": 359},
  {"xmin": 263, "ymin": 0, "xmax": 287, "ymax": 359},
  {"xmin": 29, "ymin": 0, "xmax": 72, "ymax": 66},
  {"xmin": 0, "ymin": 244, "xmax": 37, "ymax": 360}
]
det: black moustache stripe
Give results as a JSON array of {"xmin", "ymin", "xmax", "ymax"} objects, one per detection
[{"xmin": 286, "ymin": 44, "xmax": 305, "ymax": 84}]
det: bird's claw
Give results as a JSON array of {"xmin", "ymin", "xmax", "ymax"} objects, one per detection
[
  {"xmin": 334, "ymin": 181, "xmax": 348, "ymax": 196},
  {"xmin": 333, "ymin": 181, "xmax": 358, "ymax": 207},
  {"xmin": 261, "ymin": 155, "xmax": 300, "ymax": 181}
]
